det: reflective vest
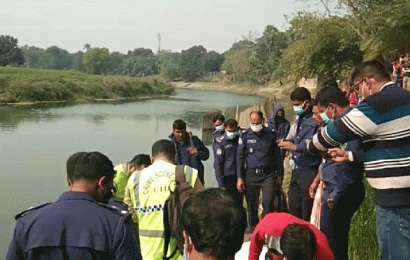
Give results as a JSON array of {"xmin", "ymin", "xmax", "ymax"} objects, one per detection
[
  {"xmin": 127, "ymin": 160, "xmax": 198, "ymax": 260},
  {"xmin": 113, "ymin": 164, "xmax": 129, "ymax": 201}
]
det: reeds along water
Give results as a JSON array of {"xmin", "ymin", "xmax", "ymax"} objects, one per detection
[{"xmin": 348, "ymin": 179, "xmax": 379, "ymax": 260}]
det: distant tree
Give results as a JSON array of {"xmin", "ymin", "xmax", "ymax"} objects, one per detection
[
  {"xmin": 0, "ymin": 35, "xmax": 25, "ymax": 66},
  {"xmin": 122, "ymin": 56, "xmax": 158, "ymax": 77},
  {"xmin": 127, "ymin": 48, "xmax": 154, "ymax": 57},
  {"xmin": 254, "ymin": 25, "xmax": 289, "ymax": 81},
  {"xmin": 45, "ymin": 46, "xmax": 72, "ymax": 70},
  {"xmin": 83, "ymin": 43, "xmax": 91, "ymax": 52},
  {"xmin": 222, "ymin": 43, "xmax": 257, "ymax": 82},
  {"xmin": 179, "ymin": 45, "xmax": 207, "ymax": 82},
  {"xmin": 71, "ymin": 51, "xmax": 86, "ymax": 72},
  {"xmin": 83, "ymin": 47, "xmax": 111, "ymax": 74},
  {"xmin": 109, "ymin": 51, "xmax": 126, "ymax": 75},
  {"xmin": 158, "ymin": 51, "xmax": 180, "ymax": 81},
  {"xmin": 279, "ymin": 14, "xmax": 363, "ymax": 80},
  {"xmin": 204, "ymin": 51, "xmax": 224, "ymax": 73},
  {"xmin": 22, "ymin": 45, "xmax": 44, "ymax": 68}
]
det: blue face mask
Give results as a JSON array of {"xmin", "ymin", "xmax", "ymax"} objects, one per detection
[
  {"xmin": 293, "ymin": 105, "xmax": 305, "ymax": 115},
  {"xmin": 320, "ymin": 112, "xmax": 332, "ymax": 125}
]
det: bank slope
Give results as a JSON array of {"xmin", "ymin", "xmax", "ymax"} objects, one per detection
[{"xmin": 0, "ymin": 67, "xmax": 174, "ymax": 104}]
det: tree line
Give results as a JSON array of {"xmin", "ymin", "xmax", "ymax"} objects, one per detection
[
  {"xmin": 2, "ymin": 0, "xmax": 410, "ymax": 84},
  {"xmin": 0, "ymin": 37, "xmax": 224, "ymax": 82}
]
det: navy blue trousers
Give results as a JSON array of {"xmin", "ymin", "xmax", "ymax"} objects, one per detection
[{"xmin": 320, "ymin": 184, "xmax": 365, "ymax": 260}]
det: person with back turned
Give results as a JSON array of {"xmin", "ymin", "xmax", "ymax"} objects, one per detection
[
  {"xmin": 6, "ymin": 152, "xmax": 142, "ymax": 260},
  {"xmin": 237, "ymin": 110, "xmax": 281, "ymax": 233},
  {"xmin": 181, "ymin": 188, "xmax": 247, "ymax": 260},
  {"xmin": 127, "ymin": 139, "xmax": 204, "ymax": 260}
]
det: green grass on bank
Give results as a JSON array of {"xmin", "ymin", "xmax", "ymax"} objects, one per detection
[
  {"xmin": 282, "ymin": 159, "xmax": 379, "ymax": 259},
  {"xmin": 0, "ymin": 67, "xmax": 174, "ymax": 103},
  {"xmin": 348, "ymin": 179, "xmax": 379, "ymax": 260}
]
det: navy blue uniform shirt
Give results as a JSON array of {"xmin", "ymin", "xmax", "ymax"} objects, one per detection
[
  {"xmin": 170, "ymin": 133, "xmax": 209, "ymax": 183},
  {"xmin": 214, "ymin": 132, "xmax": 239, "ymax": 188},
  {"xmin": 237, "ymin": 127, "xmax": 280, "ymax": 179},
  {"xmin": 289, "ymin": 112, "xmax": 322, "ymax": 177},
  {"xmin": 6, "ymin": 192, "xmax": 142, "ymax": 260},
  {"xmin": 212, "ymin": 128, "xmax": 225, "ymax": 160}
]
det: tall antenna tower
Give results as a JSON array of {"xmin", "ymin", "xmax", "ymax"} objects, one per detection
[{"xmin": 157, "ymin": 33, "xmax": 161, "ymax": 53}]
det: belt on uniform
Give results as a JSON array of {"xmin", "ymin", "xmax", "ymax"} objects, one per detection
[{"xmin": 250, "ymin": 167, "xmax": 273, "ymax": 174}]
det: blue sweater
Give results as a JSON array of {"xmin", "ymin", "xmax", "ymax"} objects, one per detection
[{"xmin": 312, "ymin": 82, "xmax": 410, "ymax": 207}]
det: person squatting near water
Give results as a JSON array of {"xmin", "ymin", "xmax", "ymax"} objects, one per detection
[
  {"xmin": 113, "ymin": 154, "xmax": 151, "ymax": 202},
  {"xmin": 127, "ymin": 139, "xmax": 204, "ymax": 260},
  {"xmin": 309, "ymin": 60, "xmax": 410, "ymax": 260},
  {"xmin": 237, "ymin": 110, "xmax": 282, "ymax": 233},
  {"xmin": 181, "ymin": 188, "xmax": 247, "ymax": 260},
  {"xmin": 310, "ymin": 87, "xmax": 365, "ymax": 260},
  {"xmin": 213, "ymin": 118, "xmax": 243, "ymax": 206},
  {"xmin": 6, "ymin": 152, "xmax": 142, "ymax": 260},
  {"xmin": 278, "ymin": 87, "xmax": 322, "ymax": 221},
  {"xmin": 169, "ymin": 119, "xmax": 209, "ymax": 186}
]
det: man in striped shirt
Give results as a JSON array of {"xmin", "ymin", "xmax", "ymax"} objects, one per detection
[{"xmin": 310, "ymin": 60, "xmax": 410, "ymax": 260}]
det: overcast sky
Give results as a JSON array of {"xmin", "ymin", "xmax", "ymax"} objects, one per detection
[{"xmin": 1, "ymin": 0, "xmax": 326, "ymax": 54}]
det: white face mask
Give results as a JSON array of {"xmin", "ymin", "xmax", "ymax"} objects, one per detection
[
  {"xmin": 215, "ymin": 125, "xmax": 224, "ymax": 131},
  {"xmin": 250, "ymin": 124, "xmax": 263, "ymax": 132},
  {"xmin": 226, "ymin": 131, "xmax": 238, "ymax": 139}
]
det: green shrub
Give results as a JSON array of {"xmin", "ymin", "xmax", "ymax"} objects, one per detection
[
  {"xmin": 348, "ymin": 179, "xmax": 379, "ymax": 260},
  {"xmin": 0, "ymin": 67, "xmax": 174, "ymax": 103}
]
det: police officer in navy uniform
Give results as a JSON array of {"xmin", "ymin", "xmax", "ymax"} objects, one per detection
[
  {"xmin": 6, "ymin": 152, "xmax": 142, "ymax": 260},
  {"xmin": 212, "ymin": 114, "xmax": 225, "ymax": 141},
  {"xmin": 237, "ymin": 111, "xmax": 281, "ymax": 232},
  {"xmin": 214, "ymin": 118, "xmax": 242, "ymax": 205}
]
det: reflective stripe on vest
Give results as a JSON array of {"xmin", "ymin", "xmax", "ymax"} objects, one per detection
[{"xmin": 128, "ymin": 161, "xmax": 197, "ymax": 260}]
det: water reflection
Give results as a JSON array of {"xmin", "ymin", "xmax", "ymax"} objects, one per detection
[{"xmin": 0, "ymin": 88, "xmax": 264, "ymax": 258}]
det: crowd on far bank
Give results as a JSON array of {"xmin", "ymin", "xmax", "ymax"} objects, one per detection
[
  {"xmin": 6, "ymin": 60, "xmax": 410, "ymax": 260},
  {"xmin": 392, "ymin": 53, "xmax": 410, "ymax": 90}
]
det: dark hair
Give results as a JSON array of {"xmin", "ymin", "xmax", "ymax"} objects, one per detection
[
  {"xmin": 280, "ymin": 225, "xmax": 316, "ymax": 260},
  {"xmin": 224, "ymin": 118, "xmax": 238, "ymax": 128},
  {"xmin": 67, "ymin": 152, "xmax": 115, "ymax": 182},
  {"xmin": 181, "ymin": 188, "xmax": 247, "ymax": 260},
  {"xmin": 67, "ymin": 152, "xmax": 87, "ymax": 182},
  {"xmin": 290, "ymin": 87, "xmax": 311, "ymax": 102},
  {"xmin": 130, "ymin": 154, "xmax": 151, "ymax": 168},
  {"xmin": 350, "ymin": 60, "xmax": 391, "ymax": 85},
  {"xmin": 315, "ymin": 86, "xmax": 349, "ymax": 108},
  {"xmin": 249, "ymin": 110, "xmax": 264, "ymax": 119},
  {"xmin": 152, "ymin": 139, "xmax": 176, "ymax": 159},
  {"xmin": 321, "ymin": 78, "xmax": 339, "ymax": 89},
  {"xmin": 173, "ymin": 119, "xmax": 186, "ymax": 130},
  {"xmin": 213, "ymin": 114, "xmax": 225, "ymax": 123}
]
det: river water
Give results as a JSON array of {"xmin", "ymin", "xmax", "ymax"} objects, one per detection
[{"xmin": 0, "ymin": 88, "xmax": 265, "ymax": 257}]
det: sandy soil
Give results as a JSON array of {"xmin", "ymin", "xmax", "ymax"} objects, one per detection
[{"xmin": 171, "ymin": 81, "xmax": 294, "ymax": 100}]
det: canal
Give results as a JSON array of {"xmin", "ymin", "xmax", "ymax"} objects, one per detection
[{"xmin": 0, "ymin": 88, "xmax": 265, "ymax": 256}]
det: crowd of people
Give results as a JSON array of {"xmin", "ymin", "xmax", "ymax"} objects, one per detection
[
  {"xmin": 6, "ymin": 60, "xmax": 410, "ymax": 260},
  {"xmin": 392, "ymin": 53, "xmax": 410, "ymax": 90}
]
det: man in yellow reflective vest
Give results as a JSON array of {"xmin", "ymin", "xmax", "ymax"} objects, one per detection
[
  {"xmin": 113, "ymin": 154, "xmax": 151, "ymax": 202},
  {"xmin": 127, "ymin": 139, "xmax": 204, "ymax": 260}
]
